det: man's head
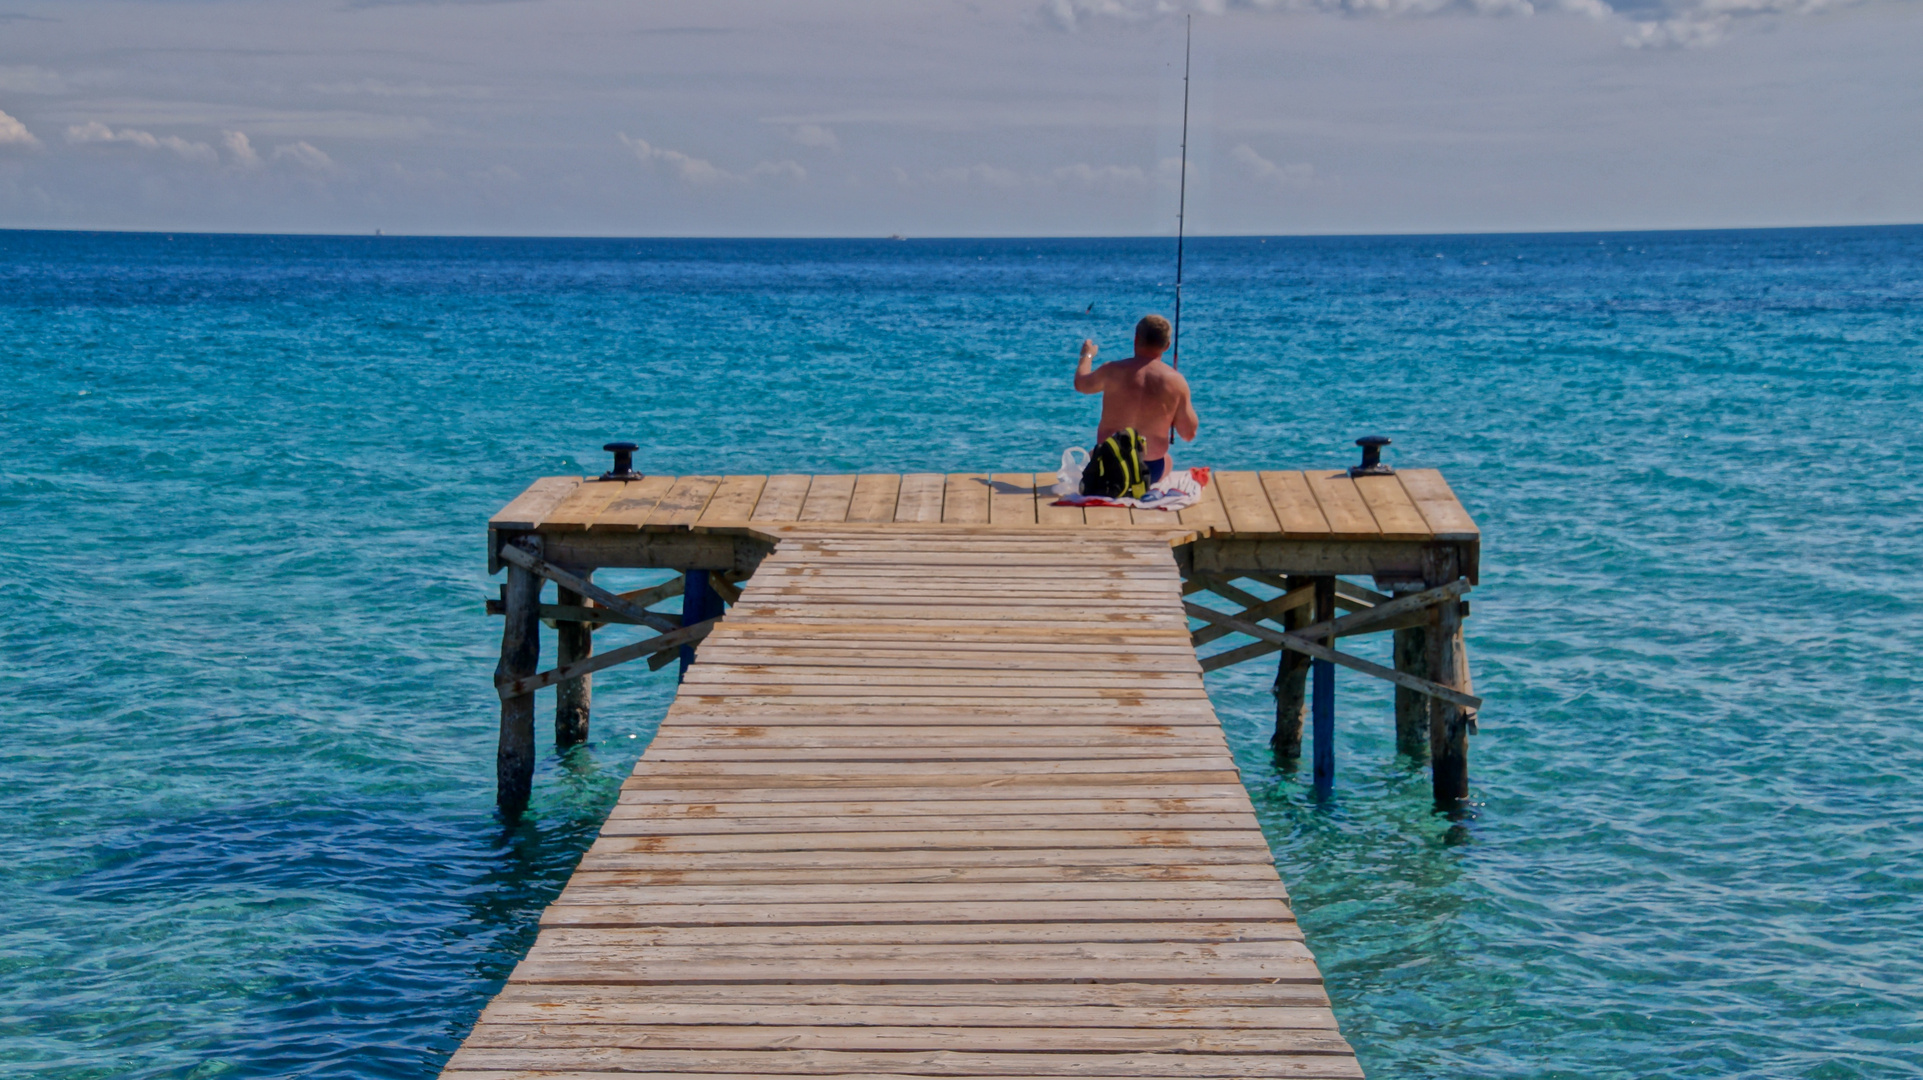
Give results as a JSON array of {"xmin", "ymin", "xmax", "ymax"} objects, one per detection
[{"xmin": 1135, "ymin": 314, "xmax": 1172, "ymax": 356}]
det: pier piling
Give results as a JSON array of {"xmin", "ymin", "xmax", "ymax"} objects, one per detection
[
  {"xmin": 1311, "ymin": 575, "xmax": 1337, "ymax": 797},
  {"xmin": 1392, "ymin": 590, "xmax": 1431, "ymax": 759},
  {"xmin": 1271, "ymin": 576, "xmax": 1310, "ymax": 762},
  {"xmin": 554, "ymin": 574, "xmax": 591, "ymax": 748},
  {"xmin": 494, "ymin": 534, "xmax": 541, "ymax": 818},
  {"xmin": 1424, "ymin": 547, "xmax": 1472, "ymax": 806}
]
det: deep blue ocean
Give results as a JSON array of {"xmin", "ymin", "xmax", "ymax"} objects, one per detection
[{"xmin": 2, "ymin": 227, "xmax": 1920, "ymax": 1079}]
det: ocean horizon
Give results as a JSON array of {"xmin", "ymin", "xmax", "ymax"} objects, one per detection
[{"xmin": 4, "ymin": 223, "xmax": 1919, "ymax": 1079}]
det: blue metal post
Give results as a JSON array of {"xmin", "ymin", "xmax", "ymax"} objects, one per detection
[
  {"xmin": 1312, "ymin": 576, "xmax": 1336, "ymax": 798},
  {"xmin": 678, "ymin": 570, "xmax": 716, "ymax": 682}
]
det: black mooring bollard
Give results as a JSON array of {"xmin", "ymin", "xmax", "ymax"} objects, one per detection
[
  {"xmin": 1350, "ymin": 435, "xmax": 1394, "ymax": 478},
  {"xmin": 600, "ymin": 442, "xmax": 642, "ymax": 481}
]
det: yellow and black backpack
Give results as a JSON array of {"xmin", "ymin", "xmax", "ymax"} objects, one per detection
[{"xmin": 1081, "ymin": 428, "xmax": 1149, "ymax": 499}]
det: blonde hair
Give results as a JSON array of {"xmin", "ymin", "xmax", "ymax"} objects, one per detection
[{"xmin": 1135, "ymin": 314, "xmax": 1172, "ymax": 351}]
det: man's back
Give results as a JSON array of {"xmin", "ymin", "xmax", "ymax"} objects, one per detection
[
  {"xmin": 1073, "ymin": 315, "xmax": 1199, "ymax": 464},
  {"xmin": 1089, "ymin": 358, "xmax": 1192, "ymax": 461}
]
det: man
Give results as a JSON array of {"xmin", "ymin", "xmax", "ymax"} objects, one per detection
[{"xmin": 1073, "ymin": 314, "xmax": 1199, "ymax": 484}]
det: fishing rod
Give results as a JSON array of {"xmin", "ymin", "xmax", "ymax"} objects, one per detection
[
  {"xmin": 1169, "ymin": 14, "xmax": 1192, "ymax": 452},
  {"xmin": 1172, "ymin": 13, "xmax": 1191, "ymax": 371}
]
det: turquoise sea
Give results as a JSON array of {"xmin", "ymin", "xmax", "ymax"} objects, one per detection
[{"xmin": 2, "ymin": 227, "xmax": 1920, "ymax": 1079}]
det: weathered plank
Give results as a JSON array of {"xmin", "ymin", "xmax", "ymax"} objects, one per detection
[
  {"xmin": 699, "ymin": 475, "xmax": 769, "ymax": 524},
  {"xmin": 801, "ymin": 474, "xmax": 859, "ymax": 522},
  {"xmin": 489, "ymin": 475, "xmax": 581, "ymax": 531},
  {"xmin": 895, "ymin": 473, "xmax": 946, "ymax": 522},
  {"xmin": 1258, "ymin": 471, "xmax": 1331, "ymax": 536},
  {"xmin": 752, "ymin": 474, "xmax": 813, "ymax": 522},
  {"xmin": 648, "ymin": 475, "xmax": 723, "ymax": 529},
  {"xmin": 847, "ymin": 473, "xmax": 904, "ymax": 523},
  {"xmin": 591, "ymin": 473, "xmax": 679, "ymax": 531}
]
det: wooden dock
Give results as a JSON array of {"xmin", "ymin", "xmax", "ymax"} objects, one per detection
[{"xmin": 458, "ymin": 460, "xmax": 1484, "ymax": 1080}]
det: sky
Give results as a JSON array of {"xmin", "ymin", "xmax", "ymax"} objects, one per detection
[{"xmin": 0, "ymin": 0, "xmax": 1918, "ymax": 237}]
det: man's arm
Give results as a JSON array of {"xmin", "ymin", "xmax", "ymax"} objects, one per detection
[
  {"xmin": 1073, "ymin": 339, "xmax": 1105, "ymax": 394},
  {"xmin": 1173, "ymin": 376, "xmax": 1199, "ymax": 442}
]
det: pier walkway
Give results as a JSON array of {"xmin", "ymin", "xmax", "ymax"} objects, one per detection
[
  {"xmin": 448, "ymin": 527, "xmax": 1361, "ymax": 1079},
  {"xmin": 456, "ymin": 461, "xmax": 1484, "ymax": 1079}
]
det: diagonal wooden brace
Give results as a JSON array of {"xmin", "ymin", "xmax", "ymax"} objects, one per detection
[
  {"xmin": 1298, "ymin": 578, "xmax": 1471, "ymax": 642},
  {"xmin": 1191, "ymin": 582, "xmax": 1315, "ymax": 647},
  {"xmin": 1184, "ymin": 600, "xmax": 1483, "ymax": 711},
  {"xmin": 497, "ymin": 541, "xmax": 680, "ymax": 634},
  {"xmin": 494, "ymin": 616, "xmax": 719, "ymax": 700}
]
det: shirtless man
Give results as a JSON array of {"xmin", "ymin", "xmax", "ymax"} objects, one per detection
[{"xmin": 1073, "ymin": 314, "xmax": 1199, "ymax": 484}]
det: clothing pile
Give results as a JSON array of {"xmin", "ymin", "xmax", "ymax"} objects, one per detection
[{"xmin": 1054, "ymin": 465, "xmax": 1212, "ymax": 512}]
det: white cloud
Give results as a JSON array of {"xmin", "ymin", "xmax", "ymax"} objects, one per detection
[
  {"xmin": 790, "ymin": 123, "xmax": 839, "ymax": 150},
  {"xmin": 1231, "ymin": 144, "xmax": 1313, "ymax": 187},
  {"xmin": 1040, "ymin": 0, "xmax": 1863, "ymax": 46},
  {"xmin": 222, "ymin": 130, "xmax": 262, "ymax": 168},
  {"xmin": 271, "ymin": 140, "xmax": 337, "ymax": 172},
  {"xmin": 896, "ymin": 158, "xmax": 1186, "ymax": 191},
  {"xmin": 66, "ymin": 121, "xmax": 218, "ymax": 163},
  {"xmin": 619, "ymin": 133, "xmax": 806, "ymax": 185},
  {"xmin": 0, "ymin": 108, "xmax": 40, "ymax": 150},
  {"xmin": 1052, "ymin": 162, "xmax": 1151, "ymax": 186}
]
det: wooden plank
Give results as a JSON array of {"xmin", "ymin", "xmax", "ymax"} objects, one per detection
[
  {"xmin": 1213, "ymin": 471, "xmax": 1282, "ymax": 534},
  {"xmin": 1301, "ymin": 470, "xmax": 1379, "ymax": 536},
  {"xmin": 484, "ymin": 982, "xmax": 1329, "ymax": 1006},
  {"xmin": 943, "ymin": 473, "xmax": 991, "ymax": 524},
  {"xmin": 1032, "ymin": 471, "xmax": 1084, "ymax": 527},
  {"xmin": 698, "ymin": 475, "xmax": 769, "ymax": 524},
  {"xmin": 608, "ymin": 799, "xmax": 1255, "ymax": 819},
  {"xmin": 488, "ymin": 476, "xmax": 581, "ymax": 530},
  {"xmin": 1397, "ymin": 467, "xmax": 1480, "ymax": 539},
  {"xmin": 600, "ymin": 811, "xmax": 1255, "ymax": 833},
  {"xmin": 591, "ymin": 473, "xmax": 678, "ymax": 531},
  {"xmin": 847, "ymin": 474, "xmax": 904, "ymax": 523},
  {"xmin": 895, "ymin": 473, "xmax": 946, "ymax": 522},
  {"xmin": 646, "ymin": 475, "xmax": 722, "ymax": 529},
  {"xmin": 751, "ymin": 474, "xmax": 812, "ymax": 522},
  {"xmin": 1175, "ymin": 474, "xmax": 1230, "ymax": 530},
  {"xmin": 445, "ymin": 1048, "xmax": 1362, "ymax": 1076},
  {"xmin": 1352, "ymin": 473, "xmax": 1430, "ymax": 540},
  {"xmin": 541, "ymin": 898, "xmax": 1297, "ymax": 927},
  {"xmin": 990, "ymin": 473, "xmax": 1038, "ymax": 526},
  {"xmin": 458, "ymin": 1023, "xmax": 1349, "ymax": 1054},
  {"xmin": 1256, "ymin": 471, "xmax": 1331, "ymax": 536},
  {"xmin": 533, "ymin": 921, "xmax": 1300, "ymax": 949},
  {"xmin": 477, "ymin": 1000, "xmax": 1334, "ymax": 1027},
  {"xmin": 538, "ymin": 479, "xmax": 630, "ymax": 532},
  {"xmin": 800, "ymin": 474, "xmax": 858, "ymax": 522},
  {"xmin": 1083, "ymin": 504, "xmax": 1133, "ymax": 528}
]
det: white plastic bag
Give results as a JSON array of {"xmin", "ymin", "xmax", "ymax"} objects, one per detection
[{"xmin": 1053, "ymin": 446, "xmax": 1088, "ymax": 498}]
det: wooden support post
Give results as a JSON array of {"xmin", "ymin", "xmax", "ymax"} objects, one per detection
[
  {"xmin": 555, "ymin": 574, "xmax": 591, "ymax": 748},
  {"xmin": 1271, "ymin": 576, "xmax": 1309, "ymax": 763},
  {"xmin": 1425, "ymin": 547, "xmax": 1472, "ymax": 807},
  {"xmin": 495, "ymin": 534, "xmax": 541, "ymax": 819},
  {"xmin": 678, "ymin": 570, "xmax": 718, "ymax": 682},
  {"xmin": 1392, "ymin": 585, "xmax": 1430, "ymax": 760},
  {"xmin": 1312, "ymin": 576, "xmax": 1336, "ymax": 798}
]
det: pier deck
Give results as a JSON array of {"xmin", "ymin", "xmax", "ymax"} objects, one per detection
[
  {"xmin": 460, "ymin": 464, "xmax": 1484, "ymax": 1080},
  {"xmin": 450, "ymin": 528, "xmax": 1361, "ymax": 1079}
]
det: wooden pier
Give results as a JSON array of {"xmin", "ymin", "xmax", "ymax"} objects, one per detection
[{"xmin": 455, "ymin": 463, "xmax": 1482, "ymax": 1080}]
